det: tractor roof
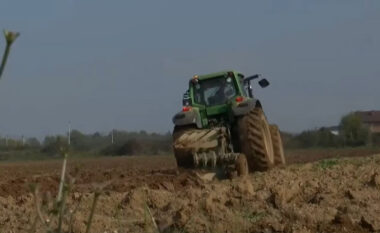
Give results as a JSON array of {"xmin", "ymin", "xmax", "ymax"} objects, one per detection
[{"xmin": 193, "ymin": 70, "xmax": 243, "ymax": 81}]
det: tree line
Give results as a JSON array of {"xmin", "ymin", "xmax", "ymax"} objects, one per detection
[
  {"xmin": 0, "ymin": 130, "xmax": 172, "ymax": 157},
  {"xmin": 283, "ymin": 112, "xmax": 377, "ymax": 148},
  {"xmin": 0, "ymin": 112, "xmax": 377, "ymax": 160}
]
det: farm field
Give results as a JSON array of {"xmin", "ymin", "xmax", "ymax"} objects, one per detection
[{"xmin": 1, "ymin": 148, "xmax": 380, "ymax": 233}]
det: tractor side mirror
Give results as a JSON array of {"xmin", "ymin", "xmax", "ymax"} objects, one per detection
[
  {"xmin": 244, "ymin": 74, "xmax": 260, "ymax": 83},
  {"xmin": 258, "ymin": 78, "xmax": 270, "ymax": 88}
]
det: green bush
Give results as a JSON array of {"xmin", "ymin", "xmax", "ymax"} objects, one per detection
[
  {"xmin": 340, "ymin": 113, "xmax": 369, "ymax": 146},
  {"xmin": 41, "ymin": 136, "xmax": 68, "ymax": 156}
]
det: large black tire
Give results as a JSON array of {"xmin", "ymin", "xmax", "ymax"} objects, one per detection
[
  {"xmin": 238, "ymin": 108, "xmax": 274, "ymax": 171},
  {"xmin": 172, "ymin": 125, "xmax": 195, "ymax": 168},
  {"xmin": 269, "ymin": 124, "xmax": 286, "ymax": 166}
]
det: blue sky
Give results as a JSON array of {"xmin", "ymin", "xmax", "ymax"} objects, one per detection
[{"xmin": 0, "ymin": 0, "xmax": 379, "ymax": 137}]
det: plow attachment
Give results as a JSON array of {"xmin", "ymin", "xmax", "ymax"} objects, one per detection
[{"xmin": 173, "ymin": 127, "xmax": 241, "ymax": 174}]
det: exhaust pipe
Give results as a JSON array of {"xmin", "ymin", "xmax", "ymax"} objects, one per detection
[{"xmin": 0, "ymin": 30, "xmax": 20, "ymax": 79}]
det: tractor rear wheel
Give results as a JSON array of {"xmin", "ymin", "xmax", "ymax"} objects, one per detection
[
  {"xmin": 238, "ymin": 108, "xmax": 274, "ymax": 171},
  {"xmin": 269, "ymin": 124, "xmax": 286, "ymax": 166}
]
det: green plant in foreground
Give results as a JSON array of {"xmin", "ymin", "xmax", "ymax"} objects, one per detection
[
  {"xmin": 85, "ymin": 191, "xmax": 101, "ymax": 233},
  {"xmin": 0, "ymin": 30, "xmax": 19, "ymax": 79},
  {"xmin": 144, "ymin": 203, "xmax": 159, "ymax": 233},
  {"xmin": 30, "ymin": 177, "xmax": 79, "ymax": 233},
  {"xmin": 317, "ymin": 159, "xmax": 339, "ymax": 170},
  {"xmin": 243, "ymin": 211, "xmax": 266, "ymax": 223},
  {"xmin": 29, "ymin": 149, "xmax": 106, "ymax": 233}
]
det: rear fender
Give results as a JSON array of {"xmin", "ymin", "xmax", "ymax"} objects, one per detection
[
  {"xmin": 231, "ymin": 99, "xmax": 261, "ymax": 117},
  {"xmin": 172, "ymin": 108, "xmax": 202, "ymax": 128}
]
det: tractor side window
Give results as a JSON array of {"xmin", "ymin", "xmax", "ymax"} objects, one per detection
[
  {"xmin": 240, "ymin": 78, "xmax": 249, "ymax": 97},
  {"xmin": 194, "ymin": 84, "xmax": 205, "ymax": 105},
  {"xmin": 182, "ymin": 90, "xmax": 191, "ymax": 106}
]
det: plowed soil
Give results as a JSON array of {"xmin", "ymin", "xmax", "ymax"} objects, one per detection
[{"xmin": 1, "ymin": 149, "xmax": 380, "ymax": 233}]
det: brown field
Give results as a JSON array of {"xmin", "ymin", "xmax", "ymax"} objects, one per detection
[{"xmin": 1, "ymin": 148, "xmax": 380, "ymax": 233}]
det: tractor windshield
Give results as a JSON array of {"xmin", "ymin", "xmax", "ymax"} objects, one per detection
[{"xmin": 193, "ymin": 76, "xmax": 237, "ymax": 106}]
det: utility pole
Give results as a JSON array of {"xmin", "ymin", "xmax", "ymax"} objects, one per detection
[
  {"xmin": 58, "ymin": 121, "xmax": 70, "ymax": 202},
  {"xmin": 111, "ymin": 129, "xmax": 114, "ymax": 144},
  {"xmin": 68, "ymin": 121, "xmax": 71, "ymax": 145}
]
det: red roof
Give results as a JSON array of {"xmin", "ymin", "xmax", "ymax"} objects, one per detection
[{"xmin": 355, "ymin": 111, "xmax": 380, "ymax": 123}]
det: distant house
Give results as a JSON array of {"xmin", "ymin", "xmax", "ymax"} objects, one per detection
[
  {"xmin": 326, "ymin": 126, "xmax": 340, "ymax": 136},
  {"xmin": 355, "ymin": 111, "xmax": 380, "ymax": 133}
]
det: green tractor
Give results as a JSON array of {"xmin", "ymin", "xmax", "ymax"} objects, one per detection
[{"xmin": 172, "ymin": 70, "xmax": 285, "ymax": 176}]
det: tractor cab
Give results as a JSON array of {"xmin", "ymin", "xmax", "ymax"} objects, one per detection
[
  {"xmin": 188, "ymin": 71, "xmax": 243, "ymax": 107},
  {"xmin": 192, "ymin": 73, "xmax": 238, "ymax": 107},
  {"xmin": 174, "ymin": 70, "xmax": 269, "ymax": 129}
]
